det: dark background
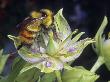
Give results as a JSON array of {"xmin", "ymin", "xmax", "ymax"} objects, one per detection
[{"xmin": 0, "ymin": 0, "xmax": 110, "ymax": 82}]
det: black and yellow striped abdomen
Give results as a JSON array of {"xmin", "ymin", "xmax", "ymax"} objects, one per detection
[{"xmin": 18, "ymin": 17, "xmax": 42, "ymax": 45}]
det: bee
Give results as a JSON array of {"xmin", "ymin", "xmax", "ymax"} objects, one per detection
[{"xmin": 17, "ymin": 9, "xmax": 53, "ymax": 50}]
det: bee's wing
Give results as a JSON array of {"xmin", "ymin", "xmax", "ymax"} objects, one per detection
[{"xmin": 16, "ymin": 17, "xmax": 33, "ymax": 28}]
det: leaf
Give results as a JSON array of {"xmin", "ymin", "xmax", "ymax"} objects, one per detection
[
  {"xmin": 40, "ymin": 72, "xmax": 56, "ymax": 82},
  {"xmin": 62, "ymin": 67, "xmax": 99, "ymax": 82},
  {"xmin": 15, "ymin": 68, "xmax": 42, "ymax": 82},
  {"xmin": 1, "ymin": 72, "xmax": 55, "ymax": 82},
  {"xmin": 0, "ymin": 49, "xmax": 9, "ymax": 74},
  {"xmin": 5, "ymin": 58, "xmax": 26, "ymax": 82},
  {"xmin": 20, "ymin": 63, "xmax": 38, "ymax": 74},
  {"xmin": 11, "ymin": 57, "xmax": 21, "ymax": 70}
]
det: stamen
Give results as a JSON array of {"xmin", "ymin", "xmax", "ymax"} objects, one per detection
[{"xmin": 45, "ymin": 61, "xmax": 52, "ymax": 67}]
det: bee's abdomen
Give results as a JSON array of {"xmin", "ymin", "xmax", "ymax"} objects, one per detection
[{"xmin": 19, "ymin": 28, "xmax": 36, "ymax": 44}]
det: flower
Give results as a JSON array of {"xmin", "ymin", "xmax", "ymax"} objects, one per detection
[
  {"xmin": 8, "ymin": 9, "xmax": 94, "ymax": 73},
  {"xmin": 93, "ymin": 16, "xmax": 110, "ymax": 71}
]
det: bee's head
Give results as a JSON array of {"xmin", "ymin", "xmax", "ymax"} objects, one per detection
[
  {"xmin": 40, "ymin": 9, "xmax": 53, "ymax": 28},
  {"xmin": 40, "ymin": 9, "xmax": 53, "ymax": 17}
]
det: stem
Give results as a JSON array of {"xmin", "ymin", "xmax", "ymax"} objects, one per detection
[
  {"xmin": 55, "ymin": 71, "xmax": 62, "ymax": 82},
  {"xmin": 90, "ymin": 56, "xmax": 105, "ymax": 73}
]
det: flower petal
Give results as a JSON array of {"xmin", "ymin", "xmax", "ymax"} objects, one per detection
[
  {"xmin": 59, "ymin": 38, "xmax": 95, "ymax": 62},
  {"xmin": 18, "ymin": 47, "xmax": 44, "ymax": 63},
  {"xmin": 8, "ymin": 35, "xmax": 21, "ymax": 48},
  {"xmin": 36, "ymin": 57, "xmax": 63, "ymax": 73},
  {"xmin": 8, "ymin": 35, "xmax": 45, "ymax": 63},
  {"xmin": 46, "ymin": 31, "xmax": 58, "ymax": 56},
  {"xmin": 54, "ymin": 8, "xmax": 72, "ymax": 41}
]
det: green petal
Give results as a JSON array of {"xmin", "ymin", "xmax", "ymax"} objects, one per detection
[
  {"xmin": 46, "ymin": 31, "xmax": 58, "ymax": 56},
  {"xmin": 36, "ymin": 57, "xmax": 63, "ymax": 73},
  {"xmin": 8, "ymin": 35, "xmax": 43, "ymax": 63},
  {"xmin": 59, "ymin": 29, "xmax": 78, "ymax": 50},
  {"xmin": 59, "ymin": 38, "xmax": 95, "ymax": 62},
  {"xmin": 54, "ymin": 8, "xmax": 71, "ymax": 41},
  {"xmin": 18, "ymin": 47, "xmax": 43, "ymax": 63},
  {"xmin": 94, "ymin": 16, "xmax": 108, "ymax": 54},
  {"xmin": 20, "ymin": 57, "xmax": 63, "ymax": 73},
  {"xmin": 8, "ymin": 35, "xmax": 21, "ymax": 48},
  {"xmin": 69, "ymin": 32, "xmax": 85, "ymax": 46}
]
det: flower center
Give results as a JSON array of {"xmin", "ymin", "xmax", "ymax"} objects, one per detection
[
  {"xmin": 68, "ymin": 47, "xmax": 76, "ymax": 52},
  {"xmin": 45, "ymin": 61, "xmax": 52, "ymax": 67}
]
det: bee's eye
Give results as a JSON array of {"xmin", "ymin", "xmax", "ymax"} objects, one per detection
[{"xmin": 41, "ymin": 12, "xmax": 47, "ymax": 17}]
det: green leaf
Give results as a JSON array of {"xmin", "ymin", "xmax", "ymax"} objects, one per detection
[
  {"xmin": 20, "ymin": 63, "xmax": 38, "ymax": 74},
  {"xmin": 0, "ymin": 49, "xmax": 9, "ymax": 74},
  {"xmin": 62, "ymin": 67, "xmax": 99, "ymax": 82},
  {"xmin": 55, "ymin": 71, "xmax": 62, "ymax": 82},
  {"xmin": 11, "ymin": 57, "xmax": 21, "ymax": 70},
  {"xmin": 40, "ymin": 72, "xmax": 56, "ymax": 82},
  {"xmin": 5, "ymin": 58, "xmax": 26, "ymax": 82},
  {"xmin": 15, "ymin": 68, "xmax": 42, "ymax": 82},
  {"xmin": 0, "ymin": 78, "xmax": 6, "ymax": 82}
]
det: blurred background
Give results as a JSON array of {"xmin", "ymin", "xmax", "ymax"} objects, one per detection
[{"xmin": 0, "ymin": 0, "xmax": 110, "ymax": 82}]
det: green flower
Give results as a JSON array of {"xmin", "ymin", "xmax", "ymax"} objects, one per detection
[
  {"xmin": 8, "ymin": 9, "xmax": 94, "ymax": 73},
  {"xmin": 93, "ymin": 16, "xmax": 110, "ymax": 71},
  {"xmin": 103, "ymin": 39, "xmax": 110, "ymax": 70}
]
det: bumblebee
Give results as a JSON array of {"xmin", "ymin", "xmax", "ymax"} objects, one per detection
[{"xmin": 17, "ymin": 9, "xmax": 53, "ymax": 49}]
